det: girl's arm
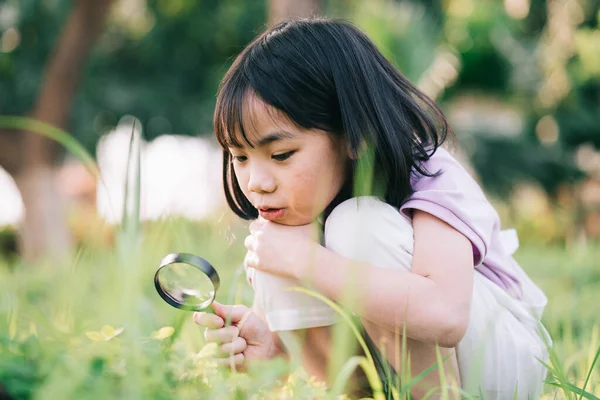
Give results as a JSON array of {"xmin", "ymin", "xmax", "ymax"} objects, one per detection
[{"xmin": 300, "ymin": 210, "xmax": 474, "ymax": 348}]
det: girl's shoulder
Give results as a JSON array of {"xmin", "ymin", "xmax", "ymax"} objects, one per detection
[
  {"xmin": 403, "ymin": 146, "xmax": 499, "ymax": 267},
  {"xmin": 411, "ymin": 146, "xmax": 484, "ymax": 196}
]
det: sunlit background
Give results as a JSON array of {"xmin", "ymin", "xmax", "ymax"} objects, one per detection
[{"xmin": 0, "ymin": 0, "xmax": 599, "ymax": 399}]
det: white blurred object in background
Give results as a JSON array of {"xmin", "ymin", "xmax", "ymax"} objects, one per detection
[
  {"xmin": 0, "ymin": 166, "xmax": 24, "ymax": 227},
  {"xmin": 96, "ymin": 120, "xmax": 224, "ymax": 223},
  {"xmin": 0, "ymin": 121, "xmax": 224, "ymax": 230}
]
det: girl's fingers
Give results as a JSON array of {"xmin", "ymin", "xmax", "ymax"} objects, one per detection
[
  {"xmin": 214, "ymin": 353, "xmax": 245, "ymax": 368},
  {"xmin": 244, "ymin": 250, "xmax": 257, "ymax": 269},
  {"xmin": 210, "ymin": 302, "xmax": 252, "ymax": 325},
  {"xmin": 204, "ymin": 326, "xmax": 239, "ymax": 344},
  {"xmin": 244, "ymin": 234, "xmax": 254, "ymax": 251},
  {"xmin": 220, "ymin": 336, "xmax": 247, "ymax": 356},
  {"xmin": 249, "ymin": 220, "xmax": 260, "ymax": 234},
  {"xmin": 193, "ymin": 312, "xmax": 224, "ymax": 329}
]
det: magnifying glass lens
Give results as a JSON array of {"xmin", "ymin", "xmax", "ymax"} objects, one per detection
[
  {"xmin": 156, "ymin": 262, "xmax": 214, "ymax": 309},
  {"xmin": 154, "ymin": 253, "xmax": 220, "ymax": 311}
]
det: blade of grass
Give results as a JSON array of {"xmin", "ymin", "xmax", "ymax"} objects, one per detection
[
  {"xmin": 546, "ymin": 381, "xmax": 600, "ymax": 400},
  {"xmin": 450, "ymin": 386, "xmax": 480, "ymax": 400},
  {"xmin": 420, "ymin": 386, "xmax": 439, "ymax": 400},
  {"xmin": 120, "ymin": 119, "xmax": 142, "ymax": 245},
  {"xmin": 329, "ymin": 356, "xmax": 372, "ymax": 398},
  {"xmin": 118, "ymin": 118, "xmax": 143, "ymax": 400},
  {"xmin": 405, "ymin": 353, "xmax": 411, "ymax": 400},
  {"xmin": 435, "ymin": 345, "xmax": 449, "ymax": 400},
  {"xmin": 287, "ymin": 286, "xmax": 385, "ymax": 400},
  {"xmin": 378, "ymin": 338, "xmax": 399, "ymax": 400},
  {"xmin": 579, "ymin": 345, "xmax": 600, "ymax": 400},
  {"xmin": 352, "ymin": 144, "xmax": 386, "ymax": 199},
  {"xmin": 398, "ymin": 354, "xmax": 451, "ymax": 397},
  {"xmin": 543, "ymin": 341, "xmax": 576, "ymax": 400},
  {"xmin": 393, "ymin": 324, "xmax": 402, "ymax": 395},
  {"xmin": 0, "ymin": 116, "xmax": 99, "ymax": 178},
  {"xmin": 400, "ymin": 324, "xmax": 409, "ymax": 399},
  {"xmin": 0, "ymin": 115, "xmax": 116, "ymax": 222}
]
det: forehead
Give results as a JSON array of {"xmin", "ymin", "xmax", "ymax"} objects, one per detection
[{"xmin": 230, "ymin": 94, "xmax": 297, "ymax": 148}]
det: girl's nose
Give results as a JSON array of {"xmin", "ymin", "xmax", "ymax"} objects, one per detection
[{"xmin": 248, "ymin": 165, "xmax": 276, "ymax": 194}]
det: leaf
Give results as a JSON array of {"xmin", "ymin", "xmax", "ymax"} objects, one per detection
[
  {"xmin": 101, "ymin": 325, "xmax": 124, "ymax": 340},
  {"xmin": 197, "ymin": 342, "xmax": 218, "ymax": 358},
  {"xmin": 579, "ymin": 344, "xmax": 600, "ymax": 400},
  {"xmin": 86, "ymin": 332, "xmax": 104, "ymax": 341},
  {"xmin": 101, "ymin": 325, "xmax": 116, "ymax": 338},
  {"xmin": 151, "ymin": 326, "xmax": 175, "ymax": 340}
]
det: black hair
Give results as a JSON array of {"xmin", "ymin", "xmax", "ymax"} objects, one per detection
[{"xmin": 214, "ymin": 17, "xmax": 453, "ymax": 220}]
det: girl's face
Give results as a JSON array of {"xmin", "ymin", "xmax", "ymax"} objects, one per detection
[{"xmin": 229, "ymin": 96, "xmax": 349, "ymax": 226}]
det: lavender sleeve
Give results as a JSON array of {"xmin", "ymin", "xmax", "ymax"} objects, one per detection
[{"xmin": 400, "ymin": 148, "xmax": 499, "ymax": 267}]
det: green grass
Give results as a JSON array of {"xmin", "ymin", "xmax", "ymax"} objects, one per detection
[
  {"xmin": 515, "ymin": 245, "xmax": 600, "ymax": 400},
  {"xmin": 1, "ymin": 116, "xmax": 598, "ymax": 399},
  {"xmin": 0, "ymin": 217, "xmax": 598, "ymax": 399}
]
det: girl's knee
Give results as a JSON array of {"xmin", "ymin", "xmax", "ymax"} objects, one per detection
[{"xmin": 324, "ymin": 196, "xmax": 414, "ymax": 271}]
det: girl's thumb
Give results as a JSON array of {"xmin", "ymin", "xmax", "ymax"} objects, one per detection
[{"xmin": 210, "ymin": 301, "xmax": 251, "ymax": 325}]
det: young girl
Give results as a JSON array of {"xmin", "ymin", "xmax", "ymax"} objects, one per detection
[{"xmin": 193, "ymin": 18, "xmax": 551, "ymax": 399}]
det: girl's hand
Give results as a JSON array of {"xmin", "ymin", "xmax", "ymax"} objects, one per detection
[
  {"xmin": 244, "ymin": 217, "xmax": 321, "ymax": 279},
  {"xmin": 193, "ymin": 301, "xmax": 281, "ymax": 370}
]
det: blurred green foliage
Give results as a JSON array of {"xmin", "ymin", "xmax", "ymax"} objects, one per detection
[
  {"xmin": 0, "ymin": 0, "xmax": 266, "ymax": 150},
  {"xmin": 1, "ymin": 0, "xmax": 599, "ymax": 197}
]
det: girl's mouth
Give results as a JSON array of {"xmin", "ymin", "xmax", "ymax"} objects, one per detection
[{"xmin": 258, "ymin": 208, "xmax": 285, "ymax": 221}]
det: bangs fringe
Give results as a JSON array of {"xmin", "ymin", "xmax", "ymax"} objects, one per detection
[{"xmin": 214, "ymin": 62, "xmax": 253, "ymax": 149}]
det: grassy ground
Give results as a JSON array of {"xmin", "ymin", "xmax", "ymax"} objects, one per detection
[{"xmin": 0, "ymin": 215, "xmax": 598, "ymax": 399}]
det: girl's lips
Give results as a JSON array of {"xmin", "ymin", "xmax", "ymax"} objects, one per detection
[{"xmin": 258, "ymin": 208, "xmax": 285, "ymax": 221}]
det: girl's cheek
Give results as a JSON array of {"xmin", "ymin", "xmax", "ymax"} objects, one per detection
[{"xmin": 235, "ymin": 170, "xmax": 249, "ymax": 191}]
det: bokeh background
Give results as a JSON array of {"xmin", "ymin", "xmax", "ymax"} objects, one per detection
[{"xmin": 0, "ymin": 0, "xmax": 599, "ymax": 399}]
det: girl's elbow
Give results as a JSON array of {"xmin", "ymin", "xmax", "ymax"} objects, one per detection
[
  {"xmin": 438, "ymin": 324, "xmax": 467, "ymax": 348},
  {"xmin": 436, "ymin": 308, "xmax": 470, "ymax": 348}
]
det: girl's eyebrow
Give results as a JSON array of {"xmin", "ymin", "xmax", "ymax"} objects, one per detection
[
  {"xmin": 254, "ymin": 130, "xmax": 296, "ymax": 147},
  {"xmin": 228, "ymin": 130, "xmax": 296, "ymax": 149}
]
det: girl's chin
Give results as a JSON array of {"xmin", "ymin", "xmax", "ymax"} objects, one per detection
[
  {"xmin": 257, "ymin": 208, "xmax": 322, "ymax": 226},
  {"xmin": 287, "ymin": 216, "xmax": 322, "ymax": 227},
  {"xmin": 272, "ymin": 215, "xmax": 313, "ymax": 226}
]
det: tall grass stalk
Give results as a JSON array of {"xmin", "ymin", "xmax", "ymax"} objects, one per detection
[
  {"xmin": 0, "ymin": 116, "xmax": 117, "ymax": 227},
  {"xmin": 286, "ymin": 287, "xmax": 387, "ymax": 400},
  {"xmin": 0, "ymin": 116, "xmax": 99, "ymax": 178},
  {"xmin": 117, "ymin": 119, "xmax": 143, "ymax": 399}
]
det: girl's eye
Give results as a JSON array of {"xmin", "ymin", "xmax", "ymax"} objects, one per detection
[
  {"xmin": 232, "ymin": 155, "xmax": 247, "ymax": 163},
  {"xmin": 272, "ymin": 151, "xmax": 294, "ymax": 161}
]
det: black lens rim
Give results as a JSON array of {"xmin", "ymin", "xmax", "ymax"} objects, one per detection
[{"xmin": 154, "ymin": 253, "xmax": 220, "ymax": 311}]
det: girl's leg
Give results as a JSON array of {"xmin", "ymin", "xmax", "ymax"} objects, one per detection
[{"xmin": 324, "ymin": 196, "xmax": 461, "ymax": 399}]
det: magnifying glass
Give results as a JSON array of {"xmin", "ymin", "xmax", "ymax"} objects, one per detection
[{"xmin": 154, "ymin": 253, "xmax": 220, "ymax": 311}]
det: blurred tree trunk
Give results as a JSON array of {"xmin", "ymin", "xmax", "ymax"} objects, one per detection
[
  {"xmin": 8, "ymin": 0, "xmax": 113, "ymax": 263},
  {"xmin": 268, "ymin": 0, "xmax": 321, "ymax": 26}
]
